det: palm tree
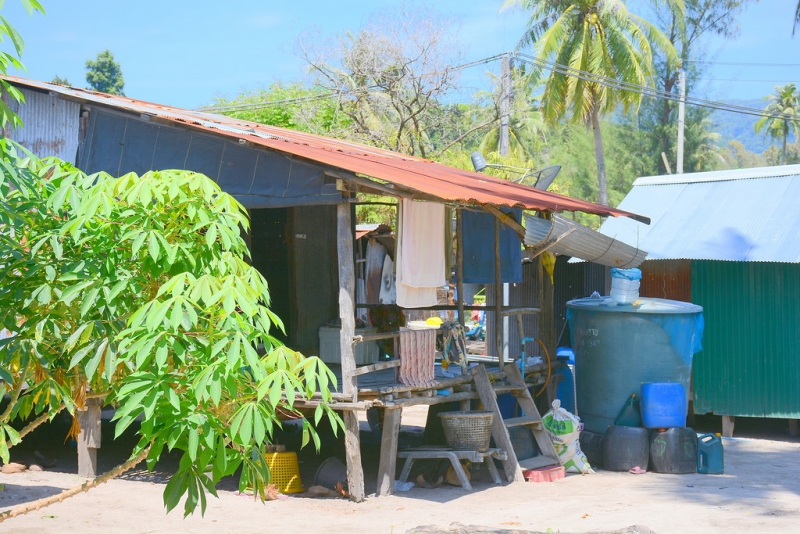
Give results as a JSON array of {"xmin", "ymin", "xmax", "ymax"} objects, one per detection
[
  {"xmin": 794, "ymin": 0, "xmax": 799, "ymax": 35},
  {"xmin": 505, "ymin": 0, "xmax": 681, "ymax": 205},
  {"xmin": 754, "ymin": 83, "xmax": 800, "ymax": 165}
]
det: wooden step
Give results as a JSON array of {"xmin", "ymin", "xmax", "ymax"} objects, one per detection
[
  {"xmin": 519, "ymin": 455, "xmax": 560, "ymax": 470},
  {"xmin": 491, "ymin": 385, "xmax": 527, "ymax": 394},
  {"xmin": 502, "ymin": 416, "xmax": 543, "ymax": 429}
]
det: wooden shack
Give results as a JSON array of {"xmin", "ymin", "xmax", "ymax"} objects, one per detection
[{"xmin": 3, "ymin": 75, "xmax": 649, "ymax": 498}]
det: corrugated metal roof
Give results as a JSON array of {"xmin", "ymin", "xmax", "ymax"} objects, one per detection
[
  {"xmin": 524, "ymin": 214, "xmax": 647, "ymax": 268},
  {"xmin": 6, "ymin": 89, "xmax": 80, "ymax": 163},
  {"xmin": 2, "ymin": 75, "xmax": 647, "ymax": 223},
  {"xmin": 598, "ymin": 165, "xmax": 800, "ymax": 262}
]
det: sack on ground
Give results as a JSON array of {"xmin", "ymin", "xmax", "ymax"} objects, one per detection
[{"xmin": 543, "ymin": 399, "xmax": 594, "ymax": 474}]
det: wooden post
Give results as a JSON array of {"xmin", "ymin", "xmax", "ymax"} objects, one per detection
[
  {"xmin": 336, "ymin": 202, "xmax": 365, "ymax": 502},
  {"xmin": 722, "ymin": 415, "xmax": 735, "ymax": 438},
  {"xmin": 77, "ymin": 397, "xmax": 102, "ymax": 478},
  {"xmin": 538, "ymin": 253, "xmax": 556, "ymax": 402},
  {"xmin": 456, "ymin": 209, "xmax": 465, "ymax": 329},
  {"xmin": 377, "ymin": 407, "xmax": 402, "ymax": 496},
  {"xmin": 494, "ymin": 216, "xmax": 503, "ymax": 368}
]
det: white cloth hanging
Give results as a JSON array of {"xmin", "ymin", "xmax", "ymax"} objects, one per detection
[
  {"xmin": 396, "ymin": 199, "xmax": 445, "ymax": 308},
  {"xmin": 378, "ymin": 254, "xmax": 396, "ymax": 304}
]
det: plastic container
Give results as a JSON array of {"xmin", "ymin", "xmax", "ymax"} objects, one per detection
[
  {"xmin": 614, "ymin": 393, "xmax": 642, "ymax": 427},
  {"xmin": 579, "ymin": 430, "xmax": 605, "ymax": 469},
  {"xmin": 555, "ymin": 350, "xmax": 576, "ymax": 414},
  {"xmin": 603, "ymin": 425, "xmax": 650, "ymax": 472},
  {"xmin": 610, "ymin": 268, "xmax": 642, "ymax": 304},
  {"xmin": 697, "ymin": 433, "xmax": 724, "ymax": 474},
  {"xmin": 649, "ymin": 427, "xmax": 697, "ymax": 474},
  {"xmin": 641, "ymin": 382, "xmax": 687, "ymax": 428},
  {"xmin": 508, "ymin": 426, "xmax": 539, "ymax": 461},
  {"xmin": 264, "ymin": 451, "xmax": 305, "ymax": 493},
  {"xmin": 566, "ymin": 297, "xmax": 703, "ymax": 433}
]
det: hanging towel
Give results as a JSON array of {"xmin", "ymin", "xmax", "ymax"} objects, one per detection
[
  {"xmin": 396, "ymin": 199, "xmax": 445, "ymax": 308},
  {"xmin": 379, "ymin": 255, "xmax": 396, "ymax": 304},
  {"xmin": 365, "ymin": 239, "xmax": 388, "ymax": 305},
  {"xmin": 396, "ymin": 328, "xmax": 438, "ymax": 388},
  {"xmin": 461, "ymin": 208, "xmax": 523, "ymax": 284}
]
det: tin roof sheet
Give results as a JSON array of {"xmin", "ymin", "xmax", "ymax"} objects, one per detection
[
  {"xmin": 3, "ymin": 75, "xmax": 647, "ymax": 223},
  {"xmin": 599, "ymin": 165, "xmax": 800, "ymax": 262}
]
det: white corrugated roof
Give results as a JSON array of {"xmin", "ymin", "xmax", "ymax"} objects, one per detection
[{"xmin": 599, "ymin": 165, "xmax": 800, "ymax": 263}]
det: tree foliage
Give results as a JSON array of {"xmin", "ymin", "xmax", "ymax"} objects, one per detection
[
  {"xmin": 754, "ymin": 83, "xmax": 800, "ymax": 165},
  {"xmin": 0, "ymin": 0, "xmax": 45, "ymax": 128},
  {"xmin": 85, "ymin": 49, "xmax": 125, "ymax": 95},
  {"xmin": 299, "ymin": 9, "xmax": 469, "ymax": 157},
  {"xmin": 0, "ymin": 139, "xmax": 342, "ymax": 515},
  {"xmin": 506, "ymin": 0, "xmax": 681, "ymax": 205}
]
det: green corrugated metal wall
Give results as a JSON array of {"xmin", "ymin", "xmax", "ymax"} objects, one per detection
[{"xmin": 691, "ymin": 261, "xmax": 800, "ymax": 417}]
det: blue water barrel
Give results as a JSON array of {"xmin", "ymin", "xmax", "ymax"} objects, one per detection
[
  {"xmin": 641, "ymin": 382, "xmax": 686, "ymax": 428},
  {"xmin": 566, "ymin": 297, "xmax": 703, "ymax": 433}
]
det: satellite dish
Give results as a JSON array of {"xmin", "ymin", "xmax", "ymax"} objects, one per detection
[
  {"xmin": 533, "ymin": 165, "xmax": 561, "ymax": 190},
  {"xmin": 513, "ymin": 164, "xmax": 561, "ymax": 189},
  {"xmin": 470, "ymin": 151, "xmax": 488, "ymax": 172}
]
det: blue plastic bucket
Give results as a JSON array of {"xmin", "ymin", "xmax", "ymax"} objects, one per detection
[{"xmin": 640, "ymin": 382, "xmax": 686, "ymax": 428}]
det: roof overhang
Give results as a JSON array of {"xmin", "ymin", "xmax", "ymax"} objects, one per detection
[{"xmin": 2, "ymin": 75, "xmax": 649, "ymax": 224}]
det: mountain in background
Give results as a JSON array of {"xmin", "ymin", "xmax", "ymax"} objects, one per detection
[{"xmin": 711, "ymin": 98, "xmax": 797, "ymax": 154}]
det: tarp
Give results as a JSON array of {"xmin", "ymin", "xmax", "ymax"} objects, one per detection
[
  {"xmin": 461, "ymin": 208, "xmax": 522, "ymax": 283},
  {"xmin": 78, "ymin": 110, "xmax": 342, "ymax": 208}
]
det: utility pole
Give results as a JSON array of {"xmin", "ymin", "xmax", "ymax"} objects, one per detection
[
  {"xmin": 499, "ymin": 55, "xmax": 511, "ymax": 156},
  {"xmin": 677, "ymin": 67, "xmax": 686, "ymax": 174}
]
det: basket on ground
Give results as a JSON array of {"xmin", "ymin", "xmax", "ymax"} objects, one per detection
[
  {"xmin": 438, "ymin": 411, "xmax": 494, "ymax": 452},
  {"xmin": 265, "ymin": 451, "xmax": 305, "ymax": 494}
]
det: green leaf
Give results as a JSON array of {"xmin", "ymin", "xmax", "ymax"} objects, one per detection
[
  {"xmin": 188, "ymin": 427, "xmax": 199, "ymax": 462},
  {"xmin": 163, "ymin": 470, "xmax": 189, "ymax": 514},
  {"xmin": 148, "ymin": 232, "xmax": 160, "ymax": 261}
]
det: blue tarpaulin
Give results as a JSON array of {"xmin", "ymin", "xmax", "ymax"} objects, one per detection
[
  {"xmin": 79, "ymin": 110, "xmax": 342, "ymax": 208},
  {"xmin": 461, "ymin": 208, "xmax": 522, "ymax": 283}
]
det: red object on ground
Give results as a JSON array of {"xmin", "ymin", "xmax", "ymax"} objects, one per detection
[{"xmin": 523, "ymin": 465, "xmax": 566, "ymax": 483}]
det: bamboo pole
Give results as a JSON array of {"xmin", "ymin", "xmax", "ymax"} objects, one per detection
[
  {"xmin": 0, "ymin": 446, "xmax": 151, "ymax": 523},
  {"xmin": 494, "ymin": 216, "xmax": 503, "ymax": 368},
  {"xmin": 456, "ymin": 208, "xmax": 465, "ymax": 328}
]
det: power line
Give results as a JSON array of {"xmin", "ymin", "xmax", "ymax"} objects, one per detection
[
  {"xmin": 513, "ymin": 53, "xmax": 800, "ymax": 122},
  {"xmin": 685, "ymin": 60, "xmax": 800, "ymax": 67}
]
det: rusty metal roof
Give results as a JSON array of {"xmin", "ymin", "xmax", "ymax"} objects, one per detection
[{"xmin": 3, "ymin": 75, "xmax": 648, "ymax": 223}]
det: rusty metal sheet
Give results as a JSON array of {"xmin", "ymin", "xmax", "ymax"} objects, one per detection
[{"xmin": 2, "ymin": 75, "xmax": 649, "ymax": 224}]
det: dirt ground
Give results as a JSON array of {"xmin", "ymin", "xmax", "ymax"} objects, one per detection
[{"xmin": 1, "ymin": 406, "xmax": 799, "ymax": 534}]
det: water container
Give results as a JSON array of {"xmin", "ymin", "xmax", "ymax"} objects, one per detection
[
  {"xmin": 555, "ymin": 350, "xmax": 576, "ymax": 414},
  {"xmin": 614, "ymin": 393, "xmax": 642, "ymax": 427},
  {"xmin": 649, "ymin": 427, "xmax": 697, "ymax": 474},
  {"xmin": 641, "ymin": 382, "xmax": 687, "ymax": 428},
  {"xmin": 579, "ymin": 430, "xmax": 605, "ymax": 469},
  {"xmin": 566, "ymin": 297, "xmax": 703, "ymax": 433},
  {"xmin": 603, "ymin": 425, "xmax": 649, "ymax": 472},
  {"xmin": 610, "ymin": 268, "xmax": 642, "ymax": 304},
  {"xmin": 697, "ymin": 434, "xmax": 724, "ymax": 474}
]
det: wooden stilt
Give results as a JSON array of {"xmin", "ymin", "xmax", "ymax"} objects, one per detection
[
  {"xmin": 494, "ymin": 217, "xmax": 503, "ymax": 368},
  {"xmin": 722, "ymin": 415, "xmax": 735, "ymax": 438},
  {"xmin": 789, "ymin": 419, "xmax": 798, "ymax": 438},
  {"xmin": 456, "ymin": 209, "xmax": 465, "ymax": 329},
  {"xmin": 337, "ymin": 202, "xmax": 365, "ymax": 502},
  {"xmin": 377, "ymin": 408, "xmax": 402, "ymax": 496},
  {"xmin": 77, "ymin": 397, "xmax": 102, "ymax": 478}
]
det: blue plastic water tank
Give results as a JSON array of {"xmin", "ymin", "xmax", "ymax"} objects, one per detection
[
  {"xmin": 641, "ymin": 382, "xmax": 687, "ymax": 428},
  {"xmin": 566, "ymin": 297, "xmax": 703, "ymax": 434}
]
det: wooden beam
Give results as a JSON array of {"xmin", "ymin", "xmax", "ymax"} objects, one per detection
[
  {"xmin": 377, "ymin": 408, "xmax": 402, "ymax": 496},
  {"xmin": 352, "ymin": 360, "xmax": 401, "ymax": 377},
  {"xmin": 722, "ymin": 415, "xmax": 735, "ymax": 438},
  {"xmin": 328, "ymin": 170, "xmax": 441, "ymax": 202},
  {"xmin": 456, "ymin": 208, "xmax": 465, "ymax": 328},
  {"xmin": 494, "ymin": 216, "xmax": 504, "ymax": 368},
  {"xmin": 483, "ymin": 204, "xmax": 526, "ymax": 240},
  {"xmin": 77, "ymin": 397, "xmax": 102, "ymax": 478},
  {"xmin": 336, "ymin": 202, "xmax": 365, "ymax": 502}
]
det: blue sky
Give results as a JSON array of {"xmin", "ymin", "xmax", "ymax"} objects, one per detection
[{"xmin": 3, "ymin": 0, "xmax": 799, "ymax": 110}]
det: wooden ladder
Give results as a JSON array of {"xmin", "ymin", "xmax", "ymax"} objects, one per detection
[{"xmin": 472, "ymin": 363, "xmax": 561, "ymax": 482}]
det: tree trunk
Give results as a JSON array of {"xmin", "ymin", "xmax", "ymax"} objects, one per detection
[
  {"xmin": 590, "ymin": 107, "xmax": 609, "ymax": 206},
  {"xmin": 782, "ymin": 133, "xmax": 787, "ymax": 165}
]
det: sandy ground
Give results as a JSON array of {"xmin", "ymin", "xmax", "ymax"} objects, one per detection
[{"xmin": 1, "ymin": 407, "xmax": 799, "ymax": 534}]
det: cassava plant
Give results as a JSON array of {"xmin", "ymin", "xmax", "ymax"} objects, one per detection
[{"xmin": 0, "ymin": 137, "xmax": 342, "ymax": 517}]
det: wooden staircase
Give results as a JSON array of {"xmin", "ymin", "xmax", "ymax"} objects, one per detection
[{"xmin": 472, "ymin": 363, "xmax": 561, "ymax": 482}]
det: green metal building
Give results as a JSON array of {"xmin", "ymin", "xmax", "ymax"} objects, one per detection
[{"xmin": 598, "ymin": 165, "xmax": 800, "ymax": 423}]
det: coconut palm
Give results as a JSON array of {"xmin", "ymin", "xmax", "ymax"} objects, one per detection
[
  {"xmin": 754, "ymin": 83, "xmax": 800, "ymax": 165},
  {"xmin": 504, "ymin": 0, "xmax": 681, "ymax": 205}
]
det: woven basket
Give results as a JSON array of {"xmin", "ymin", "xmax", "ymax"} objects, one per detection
[{"xmin": 438, "ymin": 411, "xmax": 494, "ymax": 452}]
